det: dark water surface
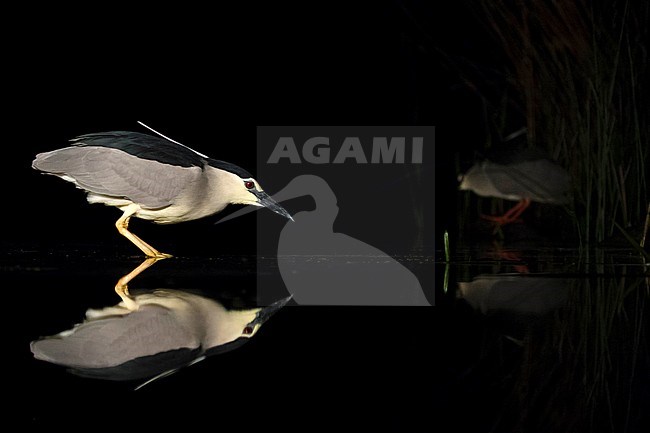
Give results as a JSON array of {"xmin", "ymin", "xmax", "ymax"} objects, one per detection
[{"xmin": 5, "ymin": 243, "xmax": 649, "ymax": 432}]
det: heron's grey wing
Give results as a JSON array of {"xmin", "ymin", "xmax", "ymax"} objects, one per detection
[
  {"xmin": 482, "ymin": 160, "xmax": 571, "ymax": 204},
  {"xmin": 30, "ymin": 305, "xmax": 201, "ymax": 369},
  {"xmin": 68, "ymin": 348, "xmax": 202, "ymax": 382},
  {"xmin": 33, "ymin": 146, "xmax": 203, "ymax": 209}
]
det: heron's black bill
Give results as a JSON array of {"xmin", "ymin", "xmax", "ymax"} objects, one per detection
[
  {"xmin": 253, "ymin": 191, "xmax": 294, "ymax": 221},
  {"xmin": 254, "ymin": 295, "xmax": 293, "ymax": 326}
]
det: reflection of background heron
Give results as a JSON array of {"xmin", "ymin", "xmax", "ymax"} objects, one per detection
[
  {"xmin": 30, "ymin": 259, "xmax": 290, "ymax": 387},
  {"xmin": 458, "ymin": 274, "xmax": 568, "ymax": 316},
  {"xmin": 223, "ymin": 175, "xmax": 430, "ymax": 305}
]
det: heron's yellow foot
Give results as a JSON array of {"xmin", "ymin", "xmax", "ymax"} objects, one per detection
[{"xmin": 147, "ymin": 251, "xmax": 173, "ymax": 259}]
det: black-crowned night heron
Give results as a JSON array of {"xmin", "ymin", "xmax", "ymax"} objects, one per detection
[
  {"xmin": 31, "ymin": 288, "xmax": 291, "ymax": 387},
  {"xmin": 458, "ymin": 148, "xmax": 571, "ymax": 226},
  {"xmin": 32, "ymin": 124, "xmax": 292, "ymax": 258}
]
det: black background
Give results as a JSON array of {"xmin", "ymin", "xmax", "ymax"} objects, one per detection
[{"xmin": 4, "ymin": 2, "xmax": 495, "ymax": 431}]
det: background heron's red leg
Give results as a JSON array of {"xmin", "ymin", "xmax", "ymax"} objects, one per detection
[{"xmin": 480, "ymin": 198, "xmax": 531, "ymax": 225}]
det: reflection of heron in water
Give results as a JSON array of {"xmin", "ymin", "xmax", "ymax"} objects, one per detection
[
  {"xmin": 458, "ymin": 274, "xmax": 569, "ymax": 346},
  {"xmin": 458, "ymin": 274, "xmax": 568, "ymax": 316},
  {"xmin": 220, "ymin": 175, "xmax": 429, "ymax": 305},
  {"xmin": 30, "ymin": 258, "xmax": 290, "ymax": 388}
]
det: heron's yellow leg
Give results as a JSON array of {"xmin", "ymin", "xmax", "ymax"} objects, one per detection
[
  {"xmin": 115, "ymin": 204, "xmax": 173, "ymax": 259},
  {"xmin": 115, "ymin": 257, "xmax": 161, "ymax": 310}
]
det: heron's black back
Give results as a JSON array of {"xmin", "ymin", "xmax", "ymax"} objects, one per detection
[
  {"xmin": 71, "ymin": 131, "xmax": 252, "ymax": 178},
  {"xmin": 72, "ymin": 131, "xmax": 204, "ymax": 167}
]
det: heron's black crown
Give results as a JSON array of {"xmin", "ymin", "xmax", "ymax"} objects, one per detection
[{"xmin": 71, "ymin": 131, "xmax": 252, "ymax": 178}]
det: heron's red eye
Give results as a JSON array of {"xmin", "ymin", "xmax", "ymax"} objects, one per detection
[
  {"xmin": 244, "ymin": 181, "xmax": 255, "ymax": 189},
  {"xmin": 243, "ymin": 326, "xmax": 254, "ymax": 335}
]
